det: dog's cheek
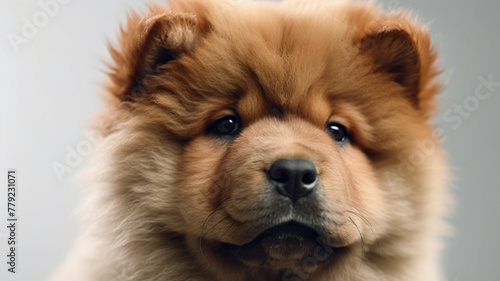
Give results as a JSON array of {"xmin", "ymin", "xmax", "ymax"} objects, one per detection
[
  {"xmin": 218, "ymin": 152, "xmax": 270, "ymax": 222},
  {"xmin": 177, "ymin": 137, "xmax": 229, "ymax": 231},
  {"xmin": 338, "ymin": 148, "xmax": 388, "ymax": 242}
]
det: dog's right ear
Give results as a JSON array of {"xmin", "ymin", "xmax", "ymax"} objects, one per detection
[{"xmin": 107, "ymin": 9, "xmax": 204, "ymax": 102}]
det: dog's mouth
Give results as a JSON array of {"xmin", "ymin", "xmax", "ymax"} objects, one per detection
[{"xmin": 217, "ymin": 222, "xmax": 341, "ymax": 269}]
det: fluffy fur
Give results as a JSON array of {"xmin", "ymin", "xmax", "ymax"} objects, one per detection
[{"xmin": 51, "ymin": 0, "xmax": 450, "ymax": 280}]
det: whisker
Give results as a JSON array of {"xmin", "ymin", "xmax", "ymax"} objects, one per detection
[
  {"xmin": 348, "ymin": 215, "xmax": 365, "ymax": 279},
  {"xmin": 199, "ymin": 197, "xmax": 232, "ymax": 257},
  {"xmin": 201, "ymin": 198, "xmax": 232, "ymax": 236},
  {"xmin": 345, "ymin": 209, "xmax": 377, "ymax": 242},
  {"xmin": 348, "ymin": 216, "xmax": 366, "ymax": 257}
]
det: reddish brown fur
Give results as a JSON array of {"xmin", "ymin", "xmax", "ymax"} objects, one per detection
[{"xmin": 51, "ymin": 1, "xmax": 449, "ymax": 281}]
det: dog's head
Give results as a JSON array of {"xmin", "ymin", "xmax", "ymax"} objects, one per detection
[{"xmin": 91, "ymin": 0, "xmax": 448, "ymax": 279}]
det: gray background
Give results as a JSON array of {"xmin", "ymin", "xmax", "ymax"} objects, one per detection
[{"xmin": 0, "ymin": 0, "xmax": 499, "ymax": 280}]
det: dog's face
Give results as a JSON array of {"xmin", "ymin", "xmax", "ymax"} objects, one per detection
[{"xmin": 92, "ymin": 0, "xmax": 448, "ymax": 280}]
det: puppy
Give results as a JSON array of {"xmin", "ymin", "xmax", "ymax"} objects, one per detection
[{"xmin": 51, "ymin": 0, "xmax": 450, "ymax": 280}]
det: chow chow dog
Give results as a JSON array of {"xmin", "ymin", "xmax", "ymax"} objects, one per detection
[{"xmin": 51, "ymin": 0, "xmax": 450, "ymax": 280}]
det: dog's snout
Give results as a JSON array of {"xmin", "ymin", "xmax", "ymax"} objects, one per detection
[{"xmin": 267, "ymin": 158, "xmax": 318, "ymax": 202}]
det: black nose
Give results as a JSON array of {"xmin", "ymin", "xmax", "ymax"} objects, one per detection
[{"xmin": 267, "ymin": 158, "xmax": 318, "ymax": 202}]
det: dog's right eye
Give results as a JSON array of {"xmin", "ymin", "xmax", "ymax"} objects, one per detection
[
  {"xmin": 208, "ymin": 115, "xmax": 242, "ymax": 137},
  {"xmin": 326, "ymin": 121, "xmax": 351, "ymax": 144}
]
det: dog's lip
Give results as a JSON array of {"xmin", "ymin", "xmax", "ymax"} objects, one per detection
[
  {"xmin": 221, "ymin": 218, "xmax": 340, "ymax": 248},
  {"xmin": 217, "ymin": 221, "xmax": 345, "ymax": 267}
]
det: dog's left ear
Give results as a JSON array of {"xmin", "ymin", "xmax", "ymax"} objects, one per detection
[
  {"xmin": 107, "ymin": 8, "xmax": 206, "ymax": 102},
  {"xmin": 359, "ymin": 22, "xmax": 440, "ymax": 112}
]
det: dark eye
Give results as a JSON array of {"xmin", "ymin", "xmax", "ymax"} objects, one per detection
[
  {"xmin": 209, "ymin": 115, "xmax": 241, "ymax": 137},
  {"xmin": 326, "ymin": 122, "xmax": 350, "ymax": 144}
]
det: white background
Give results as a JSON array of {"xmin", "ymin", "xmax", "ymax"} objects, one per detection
[{"xmin": 1, "ymin": 0, "xmax": 499, "ymax": 280}]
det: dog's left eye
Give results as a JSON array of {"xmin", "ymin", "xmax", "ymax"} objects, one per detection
[
  {"xmin": 209, "ymin": 115, "xmax": 242, "ymax": 137},
  {"xmin": 326, "ymin": 122, "xmax": 350, "ymax": 144}
]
